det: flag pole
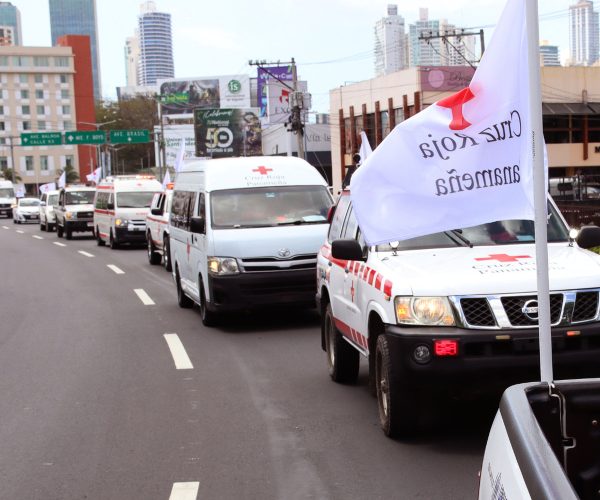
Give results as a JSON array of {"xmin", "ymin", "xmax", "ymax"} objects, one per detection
[{"xmin": 526, "ymin": 0, "xmax": 553, "ymax": 383}]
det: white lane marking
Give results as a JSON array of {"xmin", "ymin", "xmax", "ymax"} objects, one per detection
[
  {"xmin": 169, "ymin": 482, "xmax": 199, "ymax": 500},
  {"xmin": 2, "ymin": 226, "xmax": 8, "ymax": 229},
  {"xmin": 107, "ymin": 264, "xmax": 125, "ymax": 275},
  {"xmin": 32, "ymin": 235, "xmax": 43, "ymax": 240},
  {"xmin": 134, "ymin": 288, "xmax": 155, "ymax": 305},
  {"xmin": 78, "ymin": 250, "xmax": 94, "ymax": 258},
  {"xmin": 163, "ymin": 334, "xmax": 194, "ymax": 370},
  {"xmin": 16, "ymin": 230, "xmax": 24, "ymax": 234},
  {"xmin": 53, "ymin": 242, "xmax": 67, "ymax": 247}
]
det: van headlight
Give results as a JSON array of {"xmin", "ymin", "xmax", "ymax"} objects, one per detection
[
  {"xmin": 115, "ymin": 218, "xmax": 129, "ymax": 227},
  {"xmin": 395, "ymin": 296, "xmax": 455, "ymax": 326},
  {"xmin": 208, "ymin": 257, "xmax": 240, "ymax": 275}
]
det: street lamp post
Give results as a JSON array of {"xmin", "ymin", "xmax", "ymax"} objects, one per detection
[{"xmin": 78, "ymin": 120, "xmax": 117, "ymax": 180}]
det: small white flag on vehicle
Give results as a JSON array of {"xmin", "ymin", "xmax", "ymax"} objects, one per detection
[
  {"xmin": 57, "ymin": 171, "xmax": 66, "ymax": 188},
  {"xmin": 350, "ymin": 0, "xmax": 537, "ymax": 245},
  {"xmin": 39, "ymin": 182, "xmax": 56, "ymax": 194},
  {"xmin": 174, "ymin": 139, "xmax": 186, "ymax": 173},
  {"xmin": 358, "ymin": 131, "xmax": 372, "ymax": 164},
  {"xmin": 162, "ymin": 169, "xmax": 171, "ymax": 189},
  {"xmin": 86, "ymin": 167, "xmax": 101, "ymax": 184}
]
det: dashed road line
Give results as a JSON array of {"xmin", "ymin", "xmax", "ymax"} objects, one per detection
[
  {"xmin": 78, "ymin": 250, "xmax": 94, "ymax": 258},
  {"xmin": 2, "ymin": 226, "xmax": 8, "ymax": 229},
  {"xmin": 169, "ymin": 482, "xmax": 199, "ymax": 500},
  {"xmin": 16, "ymin": 230, "xmax": 24, "ymax": 234},
  {"xmin": 134, "ymin": 288, "xmax": 155, "ymax": 305},
  {"xmin": 53, "ymin": 242, "xmax": 67, "ymax": 247},
  {"xmin": 32, "ymin": 235, "xmax": 43, "ymax": 240},
  {"xmin": 107, "ymin": 264, "xmax": 125, "ymax": 275},
  {"xmin": 163, "ymin": 334, "xmax": 194, "ymax": 370}
]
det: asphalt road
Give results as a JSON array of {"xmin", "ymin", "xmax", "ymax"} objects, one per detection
[{"xmin": 0, "ymin": 220, "xmax": 494, "ymax": 500}]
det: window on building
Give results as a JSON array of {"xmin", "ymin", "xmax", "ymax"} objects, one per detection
[
  {"xmin": 0, "ymin": 156, "xmax": 7, "ymax": 169},
  {"xmin": 34, "ymin": 56, "xmax": 49, "ymax": 67},
  {"xmin": 22, "ymin": 105, "xmax": 30, "ymax": 115},
  {"xmin": 18, "ymin": 74, "xmax": 28, "ymax": 83},
  {"xmin": 25, "ymin": 156, "xmax": 34, "ymax": 171},
  {"xmin": 0, "ymin": 122, "xmax": 5, "ymax": 131},
  {"xmin": 0, "ymin": 105, "xmax": 4, "ymax": 115},
  {"xmin": 364, "ymin": 113, "xmax": 375, "ymax": 148},
  {"xmin": 61, "ymin": 89, "xmax": 69, "ymax": 99},
  {"xmin": 36, "ymin": 105, "xmax": 44, "ymax": 115},
  {"xmin": 20, "ymin": 89, "xmax": 29, "ymax": 99},
  {"xmin": 380, "ymin": 110, "xmax": 390, "ymax": 139},
  {"xmin": 54, "ymin": 57, "xmax": 69, "ymax": 67},
  {"xmin": 22, "ymin": 121, "xmax": 31, "ymax": 131},
  {"xmin": 394, "ymin": 108, "xmax": 404, "ymax": 126},
  {"xmin": 62, "ymin": 105, "xmax": 70, "ymax": 115},
  {"xmin": 0, "ymin": 56, "xmax": 8, "ymax": 66},
  {"xmin": 38, "ymin": 121, "xmax": 46, "ymax": 130},
  {"xmin": 35, "ymin": 89, "xmax": 44, "ymax": 99},
  {"xmin": 59, "ymin": 74, "xmax": 68, "ymax": 84},
  {"xmin": 0, "ymin": 138, "xmax": 5, "ymax": 145},
  {"xmin": 34, "ymin": 74, "xmax": 43, "ymax": 84},
  {"xmin": 12, "ymin": 56, "xmax": 32, "ymax": 67},
  {"xmin": 63, "ymin": 120, "xmax": 73, "ymax": 130},
  {"xmin": 40, "ymin": 156, "xmax": 49, "ymax": 171},
  {"xmin": 65, "ymin": 155, "xmax": 74, "ymax": 167}
]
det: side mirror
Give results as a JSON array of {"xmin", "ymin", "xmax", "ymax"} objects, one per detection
[
  {"xmin": 331, "ymin": 239, "xmax": 366, "ymax": 261},
  {"xmin": 107, "ymin": 202, "xmax": 114, "ymax": 210},
  {"xmin": 576, "ymin": 225, "xmax": 600, "ymax": 249},
  {"xmin": 151, "ymin": 207, "xmax": 163, "ymax": 216},
  {"xmin": 190, "ymin": 215, "xmax": 205, "ymax": 234}
]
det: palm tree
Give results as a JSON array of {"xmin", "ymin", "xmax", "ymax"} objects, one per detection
[
  {"xmin": 0, "ymin": 167, "xmax": 21, "ymax": 183},
  {"xmin": 56, "ymin": 164, "xmax": 79, "ymax": 185}
]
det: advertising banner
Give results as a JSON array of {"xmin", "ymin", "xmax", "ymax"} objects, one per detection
[
  {"xmin": 266, "ymin": 80, "xmax": 308, "ymax": 125},
  {"xmin": 159, "ymin": 75, "xmax": 251, "ymax": 115},
  {"xmin": 153, "ymin": 125, "xmax": 196, "ymax": 167},
  {"xmin": 419, "ymin": 66, "xmax": 475, "ymax": 92},
  {"xmin": 257, "ymin": 65, "xmax": 293, "ymax": 118},
  {"xmin": 194, "ymin": 108, "xmax": 262, "ymax": 158}
]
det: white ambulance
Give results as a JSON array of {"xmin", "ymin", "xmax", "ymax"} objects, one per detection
[
  {"xmin": 0, "ymin": 179, "xmax": 16, "ymax": 218},
  {"xmin": 146, "ymin": 183, "xmax": 174, "ymax": 270},
  {"xmin": 170, "ymin": 156, "xmax": 333, "ymax": 326},
  {"xmin": 93, "ymin": 175, "xmax": 162, "ymax": 249}
]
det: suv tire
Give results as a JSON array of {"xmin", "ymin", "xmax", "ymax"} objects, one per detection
[
  {"xmin": 163, "ymin": 236, "xmax": 172, "ymax": 271},
  {"xmin": 324, "ymin": 303, "xmax": 359, "ymax": 384}
]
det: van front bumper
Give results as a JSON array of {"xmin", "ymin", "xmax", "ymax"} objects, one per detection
[
  {"xmin": 115, "ymin": 226, "xmax": 147, "ymax": 243},
  {"xmin": 66, "ymin": 220, "xmax": 94, "ymax": 232},
  {"xmin": 383, "ymin": 323, "xmax": 600, "ymax": 395},
  {"xmin": 208, "ymin": 268, "xmax": 316, "ymax": 311}
]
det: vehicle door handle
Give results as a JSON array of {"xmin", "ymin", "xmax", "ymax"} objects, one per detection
[{"xmin": 328, "ymin": 261, "xmax": 332, "ymax": 267}]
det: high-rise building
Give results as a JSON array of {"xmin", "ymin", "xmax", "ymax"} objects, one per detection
[
  {"xmin": 48, "ymin": 0, "xmax": 101, "ymax": 101},
  {"xmin": 374, "ymin": 5, "xmax": 407, "ymax": 77},
  {"xmin": 137, "ymin": 1, "xmax": 174, "ymax": 86},
  {"xmin": 0, "ymin": 2, "xmax": 22, "ymax": 45},
  {"xmin": 124, "ymin": 34, "xmax": 139, "ymax": 86},
  {"xmin": 540, "ymin": 41, "xmax": 561, "ymax": 66},
  {"xmin": 569, "ymin": 0, "xmax": 599, "ymax": 66}
]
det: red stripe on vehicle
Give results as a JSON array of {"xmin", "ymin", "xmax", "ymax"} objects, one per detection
[
  {"xmin": 94, "ymin": 209, "xmax": 115, "ymax": 215},
  {"xmin": 375, "ymin": 273, "xmax": 382, "ymax": 290},
  {"xmin": 368, "ymin": 269, "xmax": 376, "ymax": 285},
  {"xmin": 333, "ymin": 318, "xmax": 368, "ymax": 352},
  {"xmin": 384, "ymin": 280, "xmax": 393, "ymax": 297}
]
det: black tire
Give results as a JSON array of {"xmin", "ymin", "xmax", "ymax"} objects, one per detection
[
  {"xmin": 12, "ymin": 219, "xmax": 16, "ymax": 224},
  {"xmin": 324, "ymin": 303, "xmax": 359, "ymax": 383},
  {"xmin": 57, "ymin": 223, "xmax": 63, "ymax": 237},
  {"xmin": 163, "ymin": 236, "xmax": 172, "ymax": 272},
  {"xmin": 96, "ymin": 227, "xmax": 105, "ymax": 246},
  {"xmin": 147, "ymin": 233, "xmax": 161, "ymax": 265},
  {"xmin": 176, "ymin": 268, "xmax": 193, "ymax": 309},
  {"xmin": 65, "ymin": 227, "xmax": 72, "ymax": 240},
  {"xmin": 199, "ymin": 277, "xmax": 218, "ymax": 327},
  {"xmin": 109, "ymin": 231, "xmax": 119, "ymax": 250},
  {"xmin": 40, "ymin": 221, "xmax": 45, "ymax": 231},
  {"xmin": 375, "ymin": 334, "xmax": 418, "ymax": 438},
  {"xmin": 47, "ymin": 222, "xmax": 53, "ymax": 232}
]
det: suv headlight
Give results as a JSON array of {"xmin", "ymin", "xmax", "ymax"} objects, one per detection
[
  {"xmin": 395, "ymin": 296, "xmax": 455, "ymax": 326},
  {"xmin": 208, "ymin": 257, "xmax": 240, "ymax": 275},
  {"xmin": 115, "ymin": 218, "xmax": 129, "ymax": 227}
]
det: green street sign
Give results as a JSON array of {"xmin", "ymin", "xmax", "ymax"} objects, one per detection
[
  {"xmin": 65, "ymin": 130, "xmax": 106, "ymax": 145},
  {"xmin": 109, "ymin": 129, "xmax": 150, "ymax": 144},
  {"xmin": 20, "ymin": 132, "xmax": 62, "ymax": 146}
]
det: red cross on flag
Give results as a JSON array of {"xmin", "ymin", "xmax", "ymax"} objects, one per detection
[{"xmin": 350, "ymin": 0, "xmax": 540, "ymax": 245}]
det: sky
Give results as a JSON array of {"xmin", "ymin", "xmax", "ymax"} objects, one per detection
[{"xmin": 9, "ymin": 0, "xmax": 575, "ymax": 115}]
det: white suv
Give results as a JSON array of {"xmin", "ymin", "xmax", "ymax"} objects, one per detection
[{"xmin": 39, "ymin": 190, "xmax": 59, "ymax": 231}]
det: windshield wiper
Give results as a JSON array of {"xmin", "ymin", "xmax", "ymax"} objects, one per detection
[{"xmin": 445, "ymin": 229, "xmax": 473, "ymax": 248}]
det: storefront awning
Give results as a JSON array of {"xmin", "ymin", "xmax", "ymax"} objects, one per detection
[{"xmin": 542, "ymin": 102, "xmax": 599, "ymax": 115}]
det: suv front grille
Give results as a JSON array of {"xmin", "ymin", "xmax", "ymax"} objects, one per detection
[{"xmin": 458, "ymin": 290, "xmax": 600, "ymax": 329}]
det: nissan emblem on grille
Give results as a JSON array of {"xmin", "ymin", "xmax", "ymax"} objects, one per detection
[
  {"xmin": 521, "ymin": 300, "xmax": 539, "ymax": 320},
  {"xmin": 278, "ymin": 248, "xmax": 291, "ymax": 258}
]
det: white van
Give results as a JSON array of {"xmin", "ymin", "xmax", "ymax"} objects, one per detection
[
  {"xmin": 94, "ymin": 175, "xmax": 162, "ymax": 249},
  {"xmin": 147, "ymin": 184, "xmax": 174, "ymax": 270},
  {"xmin": 0, "ymin": 179, "xmax": 16, "ymax": 218},
  {"xmin": 170, "ymin": 156, "xmax": 333, "ymax": 326}
]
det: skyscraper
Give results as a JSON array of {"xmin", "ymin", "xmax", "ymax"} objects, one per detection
[
  {"xmin": 48, "ymin": 0, "xmax": 101, "ymax": 101},
  {"xmin": 569, "ymin": 0, "xmax": 599, "ymax": 66},
  {"xmin": 124, "ymin": 34, "xmax": 139, "ymax": 86},
  {"xmin": 137, "ymin": 1, "xmax": 174, "ymax": 86},
  {"xmin": 0, "ymin": 2, "xmax": 22, "ymax": 45},
  {"xmin": 540, "ymin": 41, "xmax": 561, "ymax": 66},
  {"xmin": 374, "ymin": 5, "xmax": 407, "ymax": 77}
]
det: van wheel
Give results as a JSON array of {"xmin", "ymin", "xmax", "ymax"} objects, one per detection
[
  {"xmin": 57, "ymin": 224, "xmax": 63, "ymax": 237},
  {"xmin": 176, "ymin": 268, "xmax": 193, "ymax": 308},
  {"xmin": 96, "ymin": 227, "xmax": 105, "ymax": 246},
  {"xmin": 109, "ymin": 231, "xmax": 119, "ymax": 249},
  {"xmin": 324, "ymin": 303, "xmax": 359, "ymax": 384},
  {"xmin": 376, "ymin": 334, "xmax": 418, "ymax": 438},
  {"xmin": 163, "ymin": 236, "xmax": 172, "ymax": 271},
  {"xmin": 199, "ymin": 277, "xmax": 218, "ymax": 327},
  {"xmin": 40, "ymin": 221, "xmax": 45, "ymax": 231},
  {"xmin": 147, "ymin": 233, "xmax": 160, "ymax": 265},
  {"xmin": 47, "ymin": 223, "xmax": 54, "ymax": 232}
]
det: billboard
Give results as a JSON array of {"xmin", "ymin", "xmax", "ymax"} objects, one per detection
[
  {"xmin": 257, "ymin": 65, "xmax": 293, "ymax": 118},
  {"xmin": 194, "ymin": 108, "xmax": 262, "ymax": 158},
  {"xmin": 159, "ymin": 75, "xmax": 251, "ymax": 115},
  {"xmin": 153, "ymin": 124, "xmax": 196, "ymax": 167},
  {"xmin": 419, "ymin": 66, "xmax": 475, "ymax": 92},
  {"xmin": 265, "ymin": 80, "xmax": 308, "ymax": 125}
]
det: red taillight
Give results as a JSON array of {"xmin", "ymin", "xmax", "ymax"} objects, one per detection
[{"xmin": 434, "ymin": 340, "xmax": 458, "ymax": 357}]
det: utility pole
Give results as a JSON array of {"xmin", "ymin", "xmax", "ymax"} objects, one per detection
[
  {"xmin": 418, "ymin": 29, "xmax": 485, "ymax": 68},
  {"xmin": 248, "ymin": 58, "xmax": 306, "ymax": 160},
  {"xmin": 7, "ymin": 135, "xmax": 18, "ymax": 183}
]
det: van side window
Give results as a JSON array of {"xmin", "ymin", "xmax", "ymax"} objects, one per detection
[
  {"xmin": 342, "ymin": 206, "xmax": 359, "ymax": 240},
  {"xmin": 327, "ymin": 194, "xmax": 351, "ymax": 243},
  {"xmin": 171, "ymin": 190, "xmax": 195, "ymax": 230},
  {"xmin": 197, "ymin": 193, "xmax": 205, "ymax": 219}
]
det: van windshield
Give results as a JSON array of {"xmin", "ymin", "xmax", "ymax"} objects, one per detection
[
  {"xmin": 66, "ymin": 191, "xmax": 95, "ymax": 205},
  {"xmin": 211, "ymin": 186, "xmax": 333, "ymax": 228},
  {"xmin": 116, "ymin": 191, "xmax": 156, "ymax": 208},
  {"xmin": 376, "ymin": 204, "xmax": 570, "ymax": 251},
  {"xmin": 0, "ymin": 188, "xmax": 14, "ymax": 198}
]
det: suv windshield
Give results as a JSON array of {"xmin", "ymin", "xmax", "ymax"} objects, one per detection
[
  {"xmin": 376, "ymin": 204, "xmax": 569, "ymax": 251},
  {"xmin": 0, "ymin": 188, "xmax": 14, "ymax": 198},
  {"xmin": 66, "ymin": 191, "xmax": 95, "ymax": 205},
  {"xmin": 211, "ymin": 186, "xmax": 332, "ymax": 228},
  {"xmin": 116, "ymin": 191, "xmax": 155, "ymax": 208}
]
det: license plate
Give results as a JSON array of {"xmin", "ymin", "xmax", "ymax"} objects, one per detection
[{"xmin": 87, "ymin": 222, "xmax": 93, "ymax": 227}]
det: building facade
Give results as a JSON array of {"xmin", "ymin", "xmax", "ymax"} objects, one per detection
[
  {"xmin": 49, "ymin": 0, "xmax": 101, "ymax": 101},
  {"xmin": 329, "ymin": 66, "xmax": 600, "ymax": 193},
  {"xmin": 124, "ymin": 35, "xmax": 139, "ymax": 86},
  {"xmin": 0, "ymin": 2, "xmax": 21, "ymax": 45},
  {"xmin": 0, "ymin": 46, "xmax": 79, "ymax": 193},
  {"xmin": 569, "ymin": 0, "xmax": 599, "ymax": 66},
  {"xmin": 540, "ymin": 41, "xmax": 561, "ymax": 66},
  {"xmin": 374, "ymin": 5, "xmax": 407, "ymax": 77},
  {"xmin": 137, "ymin": 1, "xmax": 174, "ymax": 86}
]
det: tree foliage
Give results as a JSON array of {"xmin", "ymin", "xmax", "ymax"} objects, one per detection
[
  {"xmin": 0, "ymin": 168, "xmax": 21, "ymax": 183},
  {"xmin": 57, "ymin": 164, "xmax": 79, "ymax": 184}
]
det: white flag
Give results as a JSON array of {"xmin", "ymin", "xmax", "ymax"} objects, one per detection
[
  {"xmin": 162, "ymin": 169, "xmax": 171, "ymax": 189},
  {"xmin": 86, "ymin": 167, "xmax": 101, "ymax": 184},
  {"xmin": 39, "ymin": 182, "xmax": 56, "ymax": 194},
  {"xmin": 351, "ymin": 0, "xmax": 536, "ymax": 245},
  {"xmin": 57, "ymin": 171, "xmax": 66, "ymax": 188},
  {"xmin": 358, "ymin": 131, "xmax": 372, "ymax": 164},
  {"xmin": 174, "ymin": 139, "xmax": 186, "ymax": 173}
]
